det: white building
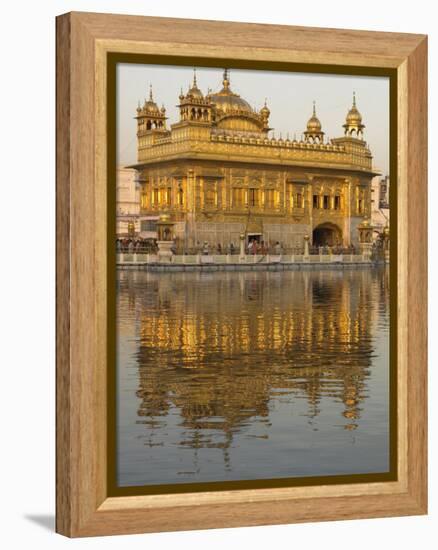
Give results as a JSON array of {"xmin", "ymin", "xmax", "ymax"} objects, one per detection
[
  {"xmin": 371, "ymin": 175, "xmax": 390, "ymax": 237},
  {"xmin": 116, "ymin": 167, "xmax": 140, "ymax": 236}
]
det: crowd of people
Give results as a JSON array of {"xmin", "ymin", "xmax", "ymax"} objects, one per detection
[
  {"xmin": 116, "ymin": 238, "xmax": 157, "ymax": 253},
  {"xmin": 116, "ymin": 236, "xmax": 360, "ymax": 256}
]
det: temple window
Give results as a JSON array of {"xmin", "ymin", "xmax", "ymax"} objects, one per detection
[
  {"xmin": 313, "ymin": 194, "xmax": 319, "ymax": 209},
  {"xmin": 205, "ymin": 184, "xmax": 216, "ymax": 207},
  {"xmin": 358, "ymin": 199, "xmax": 364, "ymax": 213},
  {"xmin": 334, "ymin": 195, "xmax": 341, "ymax": 210},
  {"xmin": 323, "ymin": 195, "xmax": 329, "ymax": 209},
  {"xmin": 248, "ymin": 188, "xmax": 260, "ymax": 207},
  {"xmin": 295, "ymin": 193, "xmax": 303, "ymax": 208}
]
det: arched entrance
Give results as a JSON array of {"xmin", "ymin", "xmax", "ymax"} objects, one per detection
[{"xmin": 312, "ymin": 223, "xmax": 342, "ymax": 247}]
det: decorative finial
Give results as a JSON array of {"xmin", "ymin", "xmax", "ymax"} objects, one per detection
[
  {"xmin": 193, "ymin": 68, "xmax": 197, "ymax": 86},
  {"xmin": 313, "ymin": 100, "xmax": 316, "ymax": 116},
  {"xmin": 353, "ymin": 91, "xmax": 356, "ymax": 107},
  {"xmin": 264, "ymin": 97, "xmax": 268, "ymax": 107},
  {"xmin": 223, "ymin": 68, "xmax": 230, "ymax": 90},
  {"xmin": 149, "ymin": 84, "xmax": 153, "ymax": 101}
]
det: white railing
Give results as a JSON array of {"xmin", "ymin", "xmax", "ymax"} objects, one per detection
[{"xmin": 117, "ymin": 253, "xmax": 370, "ymax": 265}]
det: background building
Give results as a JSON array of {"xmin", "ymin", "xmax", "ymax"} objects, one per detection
[
  {"xmin": 129, "ymin": 70, "xmax": 379, "ymax": 251},
  {"xmin": 371, "ymin": 175, "xmax": 390, "ymax": 236},
  {"xmin": 116, "ymin": 167, "xmax": 140, "ymax": 237}
]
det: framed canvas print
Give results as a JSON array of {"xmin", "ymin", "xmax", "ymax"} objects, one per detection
[{"xmin": 56, "ymin": 12, "xmax": 427, "ymax": 537}]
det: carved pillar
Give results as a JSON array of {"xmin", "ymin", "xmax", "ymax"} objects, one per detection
[{"xmin": 357, "ymin": 219, "xmax": 373, "ymax": 259}]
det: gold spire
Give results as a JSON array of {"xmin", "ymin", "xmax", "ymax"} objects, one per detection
[
  {"xmin": 149, "ymin": 84, "xmax": 153, "ymax": 101},
  {"xmin": 313, "ymin": 100, "xmax": 316, "ymax": 117},
  {"xmin": 223, "ymin": 68, "xmax": 230, "ymax": 91},
  {"xmin": 353, "ymin": 91, "xmax": 356, "ymax": 107},
  {"xmin": 193, "ymin": 68, "xmax": 197, "ymax": 87}
]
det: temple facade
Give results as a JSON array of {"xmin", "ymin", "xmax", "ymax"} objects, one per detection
[{"xmin": 129, "ymin": 69, "xmax": 378, "ymax": 251}]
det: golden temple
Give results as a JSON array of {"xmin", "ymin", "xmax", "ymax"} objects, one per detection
[{"xmin": 130, "ymin": 69, "xmax": 379, "ymax": 250}]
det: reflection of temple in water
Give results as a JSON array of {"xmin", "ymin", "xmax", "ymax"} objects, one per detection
[{"xmin": 117, "ymin": 268, "xmax": 389, "ymax": 467}]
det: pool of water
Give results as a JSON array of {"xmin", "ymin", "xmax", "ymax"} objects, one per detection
[{"xmin": 116, "ymin": 268, "xmax": 390, "ymax": 487}]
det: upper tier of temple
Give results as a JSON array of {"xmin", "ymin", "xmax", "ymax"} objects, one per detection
[{"xmin": 133, "ymin": 69, "xmax": 374, "ymax": 173}]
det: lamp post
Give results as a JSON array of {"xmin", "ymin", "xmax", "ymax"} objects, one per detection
[
  {"xmin": 303, "ymin": 234, "xmax": 310, "ymax": 257},
  {"xmin": 127, "ymin": 219, "xmax": 136, "ymax": 238},
  {"xmin": 156, "ymin": 214, "xmax": 175, "ymax": 263},
  {"xmin": 239, "ymin": 233, "xmax": 245, "ymax": 261},
  {"xmin": 357, "ymin": 218, "xmax": 373, "ymax": 260}
]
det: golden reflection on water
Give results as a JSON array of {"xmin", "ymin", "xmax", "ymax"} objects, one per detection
[{"xmin": 117, "ymin": 268, "xmax": 390, "ymax": 485}]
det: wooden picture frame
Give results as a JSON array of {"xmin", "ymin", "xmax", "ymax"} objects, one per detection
[{"xmin": 56, "ymin": 11, "xmax": 427, "ymax": 537}]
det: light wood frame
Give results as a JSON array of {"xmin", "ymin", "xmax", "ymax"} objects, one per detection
[{"xmin": 56, "ymin": 11, "xmax": 427, "ymax": 537}]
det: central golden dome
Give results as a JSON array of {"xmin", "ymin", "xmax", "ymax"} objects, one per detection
[
  {"xmin": 208, "ymin": 69, "xmax": 253, "ymax": 114},
  {"xmin": 207, "ymin": 69, "xmax": 268, "ymax": 134}
]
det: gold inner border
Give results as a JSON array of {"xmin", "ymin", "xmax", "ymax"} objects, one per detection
[{"xmin": 106, "ymin": 53, "xmax": 398, "ymax": 498}]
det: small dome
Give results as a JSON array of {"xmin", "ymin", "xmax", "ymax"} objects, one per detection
[
  {"xmin": 144, "ymin": 99, "xmax": 158, "ymax": 113},
  {"xmin": 346, "ymin": 101, "xmax": 362, "ymax": 125},
  {"xmin": 346, "ymin": 93, "xmax": 362, "ymax": 123},
  {"xmin": 260, "ymin": 99, "xmax": 270, "ymax": 117},
  {"xmin": 307, "ymin": 102, "xmax": 322, "ymax": 132},
  {"xmin": 307, "ymin": 115, "xmax": 322, "ymax": 132},
  {"xmin": 143, "ymin": 85, "xmax": 159, "ymax": 113},
  {"xmin": 343, "ymin": 92, "xmax": 365, "ymax": 137},
  {"xmin": 187, "ymin": 86, "xmax": 203, "ymax": 99},
  {"xmin": 187, "ymin": 69, "xmax": 204, "ymax": 99}
]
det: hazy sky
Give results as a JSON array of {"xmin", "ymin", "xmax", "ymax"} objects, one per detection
[{"xmin": 117, "ymin": 64, "xmax": 389, "ymax": 175}]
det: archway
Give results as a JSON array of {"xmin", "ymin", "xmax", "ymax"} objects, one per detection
[{"xmin": 312, "ymin": 223, "xmax": 342, "ymax": 247}]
